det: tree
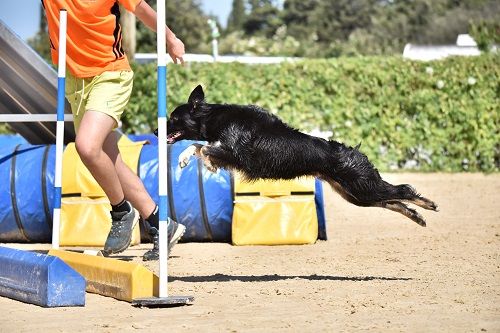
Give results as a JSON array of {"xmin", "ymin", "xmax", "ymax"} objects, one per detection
[
  {"xmin": 243, "ymin": 0, "xmax": 282, "ymax": 37},
  {"xmin": 135, "ymin": 0, "xmax": 211, "ymax": 54},
  {"xmin": 227, "ymin": 0, "xmax": 246, "ymax": 33},
  {"xmin": 281, "ymin": 0, "xmax": 319, "ymax": 41},
  {"xmin": 311, "ymin": 0, "xmax": 376, "ymax": 43},
  {"xmin": 28, "ymin": 4, "xmax": 51, "ymax": 64}
]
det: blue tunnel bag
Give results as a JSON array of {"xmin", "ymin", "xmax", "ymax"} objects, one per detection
[
  {"xmin": 0, "ymin": 138, "xmax": 326, "ymax": 243},
  {"xmin": 0, "ymin": 144, "xmax": 54, "ymax": 242}
]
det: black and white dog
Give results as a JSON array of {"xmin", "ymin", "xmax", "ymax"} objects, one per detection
[{"xmin": 157, "ymin": 85, "xmax": 438, "ymax": 226}]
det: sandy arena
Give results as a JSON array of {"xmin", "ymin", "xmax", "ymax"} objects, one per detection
[{"xmin": 1, "ymin": 173, "xmax": 499, "ymax": 332}]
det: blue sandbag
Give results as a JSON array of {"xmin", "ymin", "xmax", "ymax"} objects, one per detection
[
  {"xmin": 139, "ymin": 141, "xmax": 233, "ymax": 242},
  {"xmin": 0, "ymin": 246, "xmax": 85, "ymax": 307},
  {"xmin": 0, "ymin": 144, "xmax": 54, "ymax": 242}
]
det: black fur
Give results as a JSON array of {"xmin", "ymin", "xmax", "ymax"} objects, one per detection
[{"xmin": 159, "ymin": 85, "xmax": 438, "ymax": 226}]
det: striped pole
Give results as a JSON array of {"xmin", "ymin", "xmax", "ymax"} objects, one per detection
[
  {"xmin": 52, "ymin": 9, "xmax": 67, "ymax": 249},
  {"xmin": 156, "ymin": 0, "xmax": 169, "ymax": 297}
]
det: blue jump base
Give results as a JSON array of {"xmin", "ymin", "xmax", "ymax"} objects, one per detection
[{"xmin": 0, "ymin": 246, "xmax": 85, "ymax": 307}]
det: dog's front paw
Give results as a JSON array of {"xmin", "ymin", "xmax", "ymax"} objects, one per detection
[
  {"xmin": 204, "ymin": 164, "xmax": 218, "ymax": 173},
  {"xmin": 178, "ymin": 154, "xmax": 193, "ymax": 169},
  {"xmin": 178, "ymin": 145, "xmax": 198, "ymax": 169},
  {"xmin": 179, "ymin": 158, "xmax": 190, "ymax": 169}
]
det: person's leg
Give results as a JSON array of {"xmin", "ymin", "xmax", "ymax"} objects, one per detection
[
  {"xmin": 75, "ymin": 110, "xmax": 139, "ymax": 255},
  {"xmin": 102, "ymin": 131, "xmax": 186, "ymax": 260},
  {"xmin": 74, "ymin": 111, "xmax": 124, "ymax": 205},
  {"xmin": 102, "ymin": 131, "xmax": 156, "ymax": 218}
]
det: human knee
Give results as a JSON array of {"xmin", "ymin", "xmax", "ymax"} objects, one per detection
[{"xmin": 75, "ymin": 138, "xmax": 101, "ymax": 165}]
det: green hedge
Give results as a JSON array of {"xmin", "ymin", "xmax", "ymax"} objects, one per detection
[{"xmin": 125, "ymin": 55, "xmax": 499, "ymax": 172}]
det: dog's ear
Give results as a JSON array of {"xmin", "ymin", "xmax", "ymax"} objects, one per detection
[{"xmin": 188, "ymin": 85, "xmax": 205, "ymax": 109}]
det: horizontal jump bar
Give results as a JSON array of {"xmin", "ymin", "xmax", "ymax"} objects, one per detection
[{"xmin": 0, "ymin": 114, "xmax": 74, "ymax": 122}]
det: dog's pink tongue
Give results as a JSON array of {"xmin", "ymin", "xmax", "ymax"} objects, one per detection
[{"xmin": 167, "ymin": 131, "xmax": 181, "ymax": 143}]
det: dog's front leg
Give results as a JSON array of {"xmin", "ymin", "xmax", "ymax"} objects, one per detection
[
  {"xmin": 178, "ymin": 143, "xmax": 204, "ymax": 168},
  {"xmin": 200, "ymin": 145, "xmax": 219, "ymax": 173}
]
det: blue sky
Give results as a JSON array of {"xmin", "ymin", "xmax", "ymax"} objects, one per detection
[{"xmin": 0, "ymin": 0, "xmax": 232, "ymax": 41}]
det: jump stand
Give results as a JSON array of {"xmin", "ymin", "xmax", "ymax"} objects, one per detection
[{"xmin": 131, "ymin": 0, "xmax": 193, "ymax": 307}]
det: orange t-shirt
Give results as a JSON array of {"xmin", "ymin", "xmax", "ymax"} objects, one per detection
[{"xmin": 43, "ymin": 0, "xmax": 141, "ymax": 78}]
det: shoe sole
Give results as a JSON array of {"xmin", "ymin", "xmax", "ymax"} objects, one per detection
[
  {"xmin": 142, "ymin": 223, "xmax": 186, "ymax": 261},
  {"xmin": 103, "ymin": 209, "xmax": 140, "ymax": 255},
  {"xmin": 168, "ymin": 223, "xmax": 186, "ymax": 255}
]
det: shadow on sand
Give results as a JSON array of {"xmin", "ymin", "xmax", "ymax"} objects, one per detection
[{"xmin": 170, "ymin": 273, "xmax": 411, "ymax": 283}]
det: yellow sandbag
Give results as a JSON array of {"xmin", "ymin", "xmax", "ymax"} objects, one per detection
[
  {"xmin": 61, "ymin": 143, "xmax": 80, "ymax": 196},
  {"xmin": 60, "ymin": 133, "xmax": 145, "ymax": 246},
  {"xmin": 232, "ymin": 175, "xmax": 318, "ymax": 245},
  {"xmin": 234, "ymin": 176, "xmax": 316, "ymax": 197},
  {"xmin": 62, "ymin": 134, "xmax": 145, "ymax": 197},
  {"xmin": 59, "ymin": 196, "xmax": 141, "ymax": 247}
]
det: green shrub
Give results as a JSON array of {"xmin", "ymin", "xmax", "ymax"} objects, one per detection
[
  {"xmin": 124, "ymin": 54, "xmax": 499, "ymax": 172},
  {"xmin": 469, "ymin": 20, "xmax": 500, "ymax": 52},
  {"xmin": 0, "ymin": 124, "xmax": 13, "ymax": 135}
]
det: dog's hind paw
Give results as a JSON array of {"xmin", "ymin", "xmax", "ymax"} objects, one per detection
[{"xmin": 416, "ymin": 197, "xmax": 439, "ymax": 212}]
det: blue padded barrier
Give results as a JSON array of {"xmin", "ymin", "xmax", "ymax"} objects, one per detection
[
  {"xmin": 0, "ymin": 246, "xmax": 85, "ymax": 307},
  {"xmin": 139, "ymin": 141, "xmax": 233, "ymax": 242}
]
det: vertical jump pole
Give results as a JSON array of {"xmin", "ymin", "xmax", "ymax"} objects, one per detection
[
  {"xmin": 156, "ymin": 0, "xmax": 169, "ymax": 298},
  {"xmin": 52, "ymin": 9, "xmax": 67, "ymax": 249},
  {"xmin": 132, "ymin": 0, "xmax": 193, "ymax": 307}
]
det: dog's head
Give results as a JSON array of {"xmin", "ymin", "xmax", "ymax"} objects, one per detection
[{"xmin": 163, "ymin": 85, "xmax": 206, "ymax": 144}]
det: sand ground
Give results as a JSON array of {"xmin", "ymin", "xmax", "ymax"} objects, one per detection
[{"xmin": 1, "ymin": 173, "xmax": 499, "ymax": 332}]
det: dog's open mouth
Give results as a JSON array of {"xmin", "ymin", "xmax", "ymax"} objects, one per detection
[{"xmin": 167, "ymin": 131, "xmax": 183, "ymax": 143}]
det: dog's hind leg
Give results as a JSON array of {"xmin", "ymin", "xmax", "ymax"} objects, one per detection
[
  {"xmin": 378, "ymin": 183, "xmax": 438, "ymax": 212},
  {"xmin": 324, "ymin": 177, "xmax": 428, "ymax": 227},
  {"xmin": 375, "ymin": 201, "xmax": 427, "ymax": 227},
  {"xmin": 403, "ymin": 195, "xmax": 439, "ymax": 211}
]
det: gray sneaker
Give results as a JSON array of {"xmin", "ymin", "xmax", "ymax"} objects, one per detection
[
  {"xmin": 103, "ymin": 204, "xmax": 139, "ymax": 255},
  {"xmin": 142, "ymin": 220, "xmax": 186, "ymax": 261}
]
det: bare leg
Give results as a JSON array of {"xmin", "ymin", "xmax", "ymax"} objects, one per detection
[
  {"xmin": 102, "ymin": 131, "xmax": 156, "ymax": 218},
  {"xmin": 74, "ymin": 111, "xmax": 124, "ymax": 205}
]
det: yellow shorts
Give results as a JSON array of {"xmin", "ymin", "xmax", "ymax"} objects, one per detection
[{"xmin": 65, "ymin": 70, "xmax": 134, "ymax": 132}]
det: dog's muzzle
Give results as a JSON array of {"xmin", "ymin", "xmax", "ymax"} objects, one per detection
[{"xmin": 167, "ymin": 131, "xmax": 183, "ymax": 144}]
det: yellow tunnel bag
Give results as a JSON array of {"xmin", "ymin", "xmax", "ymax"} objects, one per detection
[
  {"xmin": 60, "ymin": 134, "xmax": 145, "ymax": 247},
  {"xmin": 232, "ymin": 175, "xmax": 319, "ymax": 245}
]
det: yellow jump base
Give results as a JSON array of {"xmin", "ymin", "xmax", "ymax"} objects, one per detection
[{"xmin": 48, "ymin": 249, "xmax": 158, "ymax": 302}]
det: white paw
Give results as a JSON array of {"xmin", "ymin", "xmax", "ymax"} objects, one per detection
[
  {"xmin": 178, "ymin": 145, "xmax": 197, "ymax": 168},
  {"xmin": 179, "ymin": 157, "xmax": 190, "ymax": 168}
]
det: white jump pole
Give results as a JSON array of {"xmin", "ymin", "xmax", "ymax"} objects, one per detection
[
  {"xmin": 132, "ymin": 1, "xmax": 193, "ymax": 307},
  {"xmin": 51, "ymin": 9, "xmax": 67, "ymax": 249},
  {"xmin": 156, "ymin": 0, "xmax": 169, "ymax": 298}
]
